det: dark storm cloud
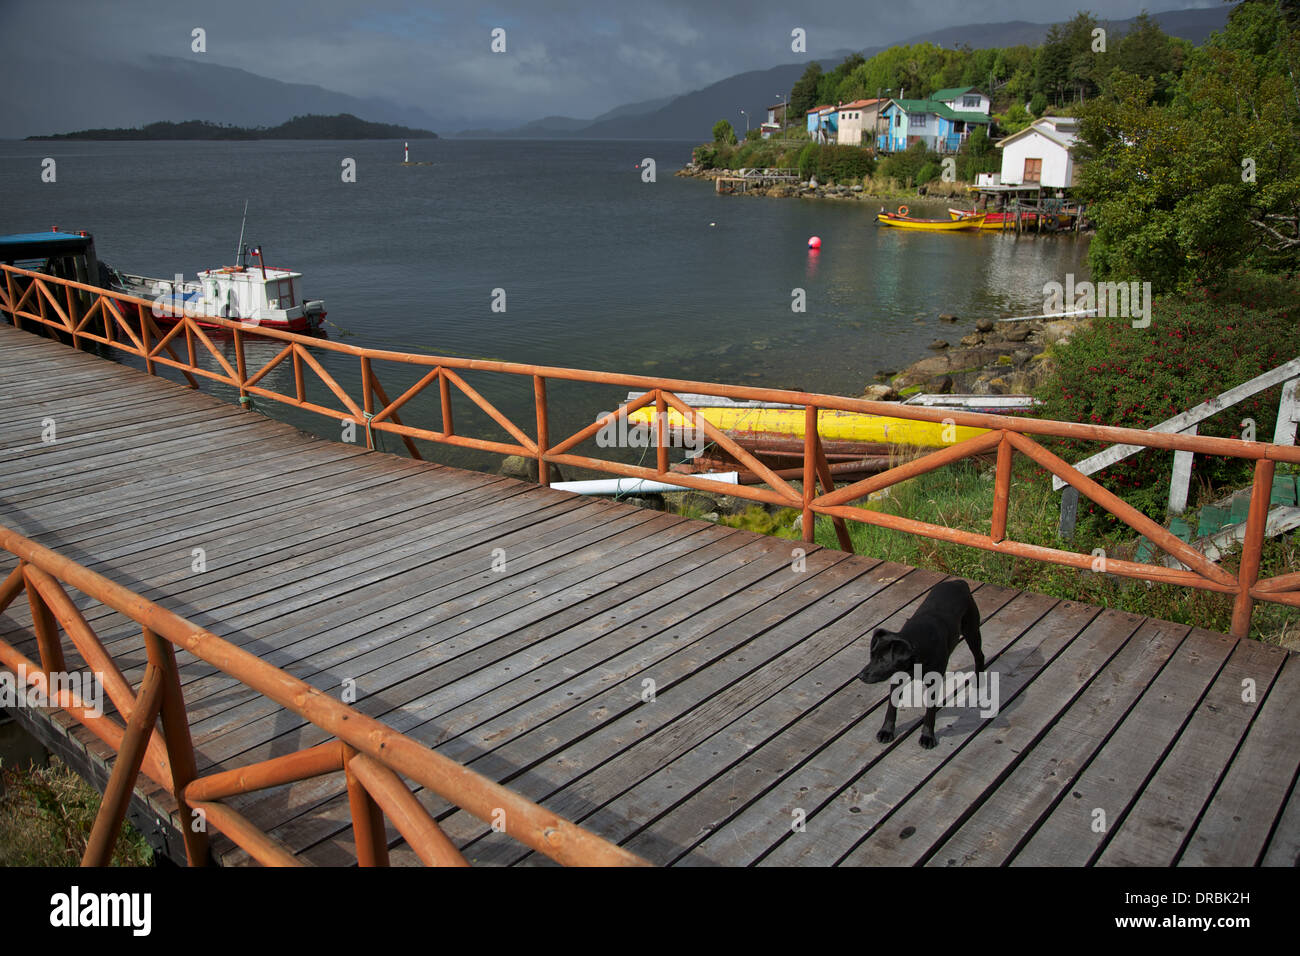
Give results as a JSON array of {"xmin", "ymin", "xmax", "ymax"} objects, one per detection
[{"xmin": 0, "ymin": 0, "xmax": 1219, "ymax": 127}]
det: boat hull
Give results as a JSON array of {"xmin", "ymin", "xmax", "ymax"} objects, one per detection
[
  {"xmin": 948, "ymin": 208, "xmax": 1070, "ymax": 229},
  {"xmin": 876, "ymin": 212, "xmax": 986, "ymax": 231},
  {"xmin": 626, "ymin": 406, "xmax": 988, "ymax": 448},
  {"xmin": 148, "ymin": 311, "xmax": 323, "ymax": 333}
]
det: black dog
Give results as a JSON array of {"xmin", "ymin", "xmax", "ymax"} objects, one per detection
[{"xmin": 857, "ymin": 579, "xmax": 984, "ymax": 749}]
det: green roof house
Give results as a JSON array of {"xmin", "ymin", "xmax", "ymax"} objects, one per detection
[
  {"xmin": 876, "ymin": 97, "xmax": 992, "ymax": 153},
  {"xmin": 931, "ymin": 87, "xmax": 992, "ymax": 114}
]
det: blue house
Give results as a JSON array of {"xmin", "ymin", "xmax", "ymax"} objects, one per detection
[
  {"xmin": 805, "ymin": 105, "xmax": 837, "ymax": 144},
  {"xmin": 876, "ymin": 98, "xmax": 991, "ymax": 153}
]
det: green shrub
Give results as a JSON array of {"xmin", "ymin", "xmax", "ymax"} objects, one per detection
[
  {"xmin": 879, "ymin": 140, "xmax": 934, "ymax": 184},
  {"xmin": 1035, "ymin": 270, "xmax": 1300, "ymax": 526},
  {"xmin": 818, "ymin": 144, "xmax": 876, "ymax": 182},
  {"xmin": 791, "ymin": 143, "xmax": 876, "ymax": 182},
  {"xmin": 694, "ymin": 143, "xmax": 739, "ymax": 170},
  {"xmin": 916, "ymin": 161, "xmax": 941, "ymax": 184},
  {"xmin": 796, "ymin": 142, "xmax": 818, "ymax": 179}
]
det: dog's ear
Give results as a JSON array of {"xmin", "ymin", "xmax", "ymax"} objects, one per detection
[{"xmin": 870, "ymin": 628, "xmax": 896, "ymax": 654}]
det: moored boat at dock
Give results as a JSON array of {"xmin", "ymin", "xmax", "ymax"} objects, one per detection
[
  {"xmin": 876, "ymin": 208, "xmax": 986, "ymax": 231},
  {"xmin": 948, "ymin": 207, "xmax": 1069, "ymax": 229},
  {"xmin": 111, "ymin": 245, "xmax": 326, "ymax": 333}
]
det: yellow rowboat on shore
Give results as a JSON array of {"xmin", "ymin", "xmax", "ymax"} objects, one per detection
[
  {"xmin": 876, "ymin": 211, "xmax": 986, "ymax": 232},
  {"xmin": 625, "ymin": 405, "xmax": 988, "ymax": 448}
]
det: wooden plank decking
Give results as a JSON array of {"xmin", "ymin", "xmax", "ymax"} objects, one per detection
[{"xmin": 2, "ymin": 321, "xmax": 1298, "ymax": 866}]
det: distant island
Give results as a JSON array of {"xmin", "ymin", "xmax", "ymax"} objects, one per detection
[{"xmin": 26, "ymin": 113, "xmax": 438, "ymax": 141}]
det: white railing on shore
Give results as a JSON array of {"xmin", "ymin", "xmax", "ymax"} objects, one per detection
[{"xmin": 1058, "ymin": 356, "xmax": 1300, "ymax": 537}]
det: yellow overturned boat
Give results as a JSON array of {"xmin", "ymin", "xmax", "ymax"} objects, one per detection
[{"xmin": 625, "ymin": 402, "xmax": 987, "ymax": 448}]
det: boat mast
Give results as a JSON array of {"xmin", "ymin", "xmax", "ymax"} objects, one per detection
[{"xmin": 235, "ymin": 199, "xmax": 249, "ymax": 268}]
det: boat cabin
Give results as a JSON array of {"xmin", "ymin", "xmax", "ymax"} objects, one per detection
[{"xmin": 194, "ymin": 265, "xmax": 302, "ymax": 318}]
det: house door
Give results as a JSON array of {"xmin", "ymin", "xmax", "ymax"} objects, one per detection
[{"xmin": 1023, "ymin": 158, "xmax": 1042, "ymax": 183}]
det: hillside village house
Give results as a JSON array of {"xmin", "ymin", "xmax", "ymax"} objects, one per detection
[
  {"xmin": 933, "ymin": 86, "xmax": 992, "ymax": 114},
  {"xmin": 876, "ymin": 87, "xmax": 991, "ymax": 153},
  {"xmin": 834, "ymin": 98, "xmax": 885, "ymax": 147},
  {"xmin": 806, "ymin": 105, "xmax": 837, "ymax": 144},
  {"xmin": 997, "ymin": 116, "xmax": 1080, "ymax": 187},
  {"xmin": 760, "ymin": 102, "xmax": 787, "ymax": 138}
]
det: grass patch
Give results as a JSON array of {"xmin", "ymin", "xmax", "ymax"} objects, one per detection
[
  {"xmin": 808, "ymin": 459, "xmax": 1299, "ymax": 645},
  {"xmin": 0, "ymin": 756, "xmax": 154, "ymax": 866}
]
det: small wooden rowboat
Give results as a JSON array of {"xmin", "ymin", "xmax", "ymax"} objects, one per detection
[{"xmin": 876, "ymin": 209, "xmax": 986, "ymax": 231}]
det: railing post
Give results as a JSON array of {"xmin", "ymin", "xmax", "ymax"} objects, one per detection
[
  {"xmin": 990, "ymin": 434, "xmax": 1012, "ymax": 542},
  {"xmin": 141, "ymin": 305, "xmax": 154, "ymax": 376},
  {"xmin": 81, "ymin": 664, "xmax": 164, "ymax": 866},
  {"xmin": 22, "ymin": 564, "xmax": 66, "ymax": 674},
  {"xmin": 360, "ymin": 356, "xmax": 374, "ymax": 449},
  {"xmin": 1274, "ymin": 378, "xmax": 1300, "ymax": 446},
  {"xmin": 65, "ymin": 284, "xmax": 81, "ymax": 350},
  {"xmin": 141, "ymin": 627, "xmax": 210, "ymax": 866},
  {"xmin": 439, "ymin": 369, "xmax": 454, "ymax": 436},
  {"xmin": 1168, "ymin": 424, "xmax": 1197, "ymax": 514},
  {"xmin": 810, "ymin": 431, "xmax": 854, "ymax": 553},
  {"xmin": 1058, "ymin": 487, "xmax": 1079, "ymax": 540},
  {"xmin": 292, "ymin": 344, "xmax": 305, "ymax": 402},
  {"xmin": 4, "ymin": 269, "xmax": 16, "ymax": 329},
  {"xmin": 233, "ymin": 327, "xmax": 248, "ymax": 406},
  {"xmin": 1230, "ymin": 458, "xmax": 1275, "ymax": 639},
  {"xmin": 535, "ymin": 375, "xmax": 550, "ymax": 486},
  {"xmin": 654, "ymin": 389, "xmax": 668, "ymax": 478},
  {"xmin": 343, "ymin": 743, "xmax": 390, "ymax": 866},
  {"xmin": 802, "ymin": 404, "xmax": 816, "ymax": 544}
]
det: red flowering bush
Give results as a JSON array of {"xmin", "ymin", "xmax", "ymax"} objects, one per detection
[{"xmin": 1035, "ymin": 270, "xmax": 1300, "ymax": 526}]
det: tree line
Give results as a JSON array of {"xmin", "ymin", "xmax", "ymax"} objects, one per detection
[
  {"xmin": 788, "ymin": 11, "xmax": 1189, "ymax": 134},
  {"xmin": 28, "ymin": 114, "xmax": 439, "ymax": 141}
]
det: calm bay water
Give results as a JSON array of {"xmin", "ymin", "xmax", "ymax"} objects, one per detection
[{"xmin": 0, "ymin": 138, "xmax": 1089, "ymax": 469}]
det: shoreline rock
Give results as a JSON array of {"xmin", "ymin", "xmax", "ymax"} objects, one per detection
[
  {"xmin": 880, "ymin": 313, "xmax": 1090, "ymax": 397},
  {"xmin": 674, "ymin": 162, "xmax": 965, "ymax": 203}
]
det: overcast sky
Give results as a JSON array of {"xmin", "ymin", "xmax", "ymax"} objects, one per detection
[{"xmin": 1, "ymin": 0, "xmax": 1220, "ymax": 125}]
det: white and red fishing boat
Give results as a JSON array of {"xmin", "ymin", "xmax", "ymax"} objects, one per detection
[
  {"xmin": 110, "ymin": 204, "xmax": 326, "ymax": 333},
  {"xmin": 112, "ymin": 247, "xmax": 325, "ymax": 333}
]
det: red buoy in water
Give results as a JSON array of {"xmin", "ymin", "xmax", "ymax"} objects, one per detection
[{"xmin": 808, "ymin": 236, "xmax": 822, "ymax": 249}]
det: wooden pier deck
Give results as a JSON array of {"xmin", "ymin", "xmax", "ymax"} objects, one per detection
[{"xmin": 2, "ymin": 321, "xmax": 1299, "ymax": 867}]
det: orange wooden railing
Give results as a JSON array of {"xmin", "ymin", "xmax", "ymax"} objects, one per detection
[
  {"xmin": 0, "ymin": 525, "xmax": 649, "ymax": 867},
  {"xmin": 3, "ymin": 263, "xmax": 1299, "ymax": 640}
]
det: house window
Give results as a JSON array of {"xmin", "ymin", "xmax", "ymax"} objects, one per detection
[
  {"xmin": 909, "ymin": 113, "xmax": 927, "ymax": 128},
  {"xmin": 1023, "ymin": 158, "xmax": 1042, "ymax": 183},
  {"xmin": 962, "ymin": 95, "xmax": 980, "ymax": 108}
]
